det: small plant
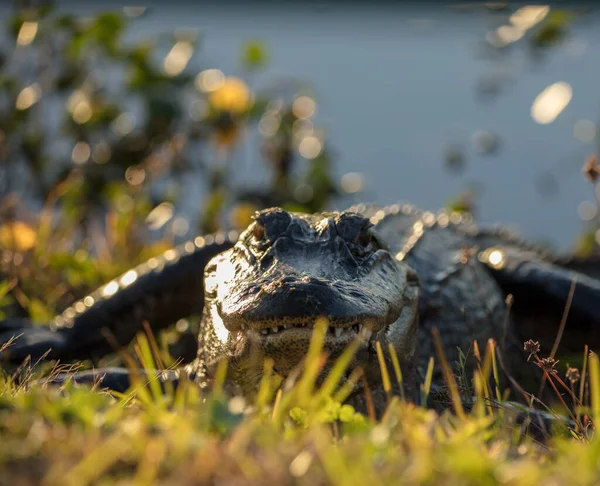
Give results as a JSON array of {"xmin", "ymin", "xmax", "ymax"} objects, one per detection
[
  {"xmin": 2, "ymin": 318, "xmax": 600, "ymax": 485},
  {"xmin": 0, "ymin": 1, "xmax": 348, "ymax": 332}
]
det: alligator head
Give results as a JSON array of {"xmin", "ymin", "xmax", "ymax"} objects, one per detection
[{"xmin": 198, "ymin": 208, "xmax": 420, "ymax": 397}]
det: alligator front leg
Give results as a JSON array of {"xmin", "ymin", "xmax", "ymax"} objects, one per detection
[{"xmin": 0, "ymin": 233, "xmax": 236, "ymax": 365}]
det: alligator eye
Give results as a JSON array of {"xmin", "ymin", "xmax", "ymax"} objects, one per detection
[
  {"xmin": 356, "ymin": 229, "xmax": 372, "ymax": 247},
  {"xmin": 253, "ymin": 221, "xmax": 265, "ymax": 241}
]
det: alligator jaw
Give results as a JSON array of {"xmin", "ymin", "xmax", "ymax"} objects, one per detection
[{"xmin": 243, "ymin": 321, "xmax": 374, "ymax": 342}]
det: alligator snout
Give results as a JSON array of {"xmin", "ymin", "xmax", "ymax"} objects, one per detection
[{"xmin": 201, "ymin": 208, "xmax": 419, "ymax": 379}]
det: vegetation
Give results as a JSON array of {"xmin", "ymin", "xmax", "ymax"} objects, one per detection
[
  {"xmin": 1, "ymin": 326, "xmax": 600, "ymax": 485},
  {"xmin": 0, "ymin": 1, "xmax": 342, "ymax": 326},
  {"xmin": 1, "ymin": 3, "xmax": 600, "ymax": 485}
]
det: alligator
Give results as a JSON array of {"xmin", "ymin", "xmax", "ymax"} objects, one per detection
[{"xmin": 1, "ymin": 203, "xmax": 600, "ymax": 417}]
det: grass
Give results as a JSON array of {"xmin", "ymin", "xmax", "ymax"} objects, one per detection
[{"xmin": 1, "ymin": 324, "xmax": 600, "ymax": 486}]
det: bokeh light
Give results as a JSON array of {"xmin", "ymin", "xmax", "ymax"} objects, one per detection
[
  {"xmin": 112, "ymin": 113, "xmax": 136, "ymax": 136},
  {"xmin": 71, "ymin": 142, "xmax": 91, "ymax": 165},
  {"xmin": 172, "ymin": 217, "xmax": 190, "ymax": 236},
  {"xmin": 163, "ymin": 41, "xmax": 194, "ymax": 77},
  {"xmin": 259, "ymin": 112, "xmax": 281, "ymax": 137},
  {"xmin": 486, "ymin": 6, "xmax": 550, "ymax": 48},
  {"xmin": 125, "ymin": 165, "xmax": 146, "ymax": 186},
  {"xmin": 0, "ymin": 221, "xmax": 37, "ymax": 251},
  {"xmin": 102, "ymin": 281, "xmax": 119, "ymax": 297},
  {"xmin": 487, "ymin": 249, "xmax": 505, "ymax": 269},
  {"xmin": 340, "ymin": 172, "xmax": 365, "ymax": 194},
  {"xmin": 292, "ymin": 96, "xmax": 317, "ymax": 119},
  {"xmin": 298, "ymin": 135, "xmax": 323, "ymax": 159},
  {"xmin": 509, "ymin": 5, "xmax": 550, "ymax": 30},
  {"xmin": 72, "ymin": 99, "xmax": 93, "ymax": 124},
  {"xmin": 531, "ymin": 82, "xmax": 572, "ymax": 124},
  {"xmin": 146, "ymin": 202, "xmax": 174, "ymax": 230},
  {"xmin": 16, "ymin": 21, "xmax": 38, "ymax": 46},
  {"xmin": 208, "ymin": 77, "xmax": 252, "ymax": 113},
  {"xmin": 120, "ymin": 270, "xmax": 138, "ymax": 287},
  {"xmin": 195, "ymin": 69, "xmax": 225, "ymax": 93},
  {"xmin": 577, "ymin": 201, "xmax": 596, "ymax": 221},
  {"xmin": 15, "ymin": 84, "xmax": 41, "ymax": 110},
  {"xmin": 487, "ymin": 25, "xmax": 525, "ymax": 48}
]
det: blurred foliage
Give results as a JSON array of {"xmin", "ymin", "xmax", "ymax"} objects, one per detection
[
  {"xmin": 1, "ymin": 318, "xmax": 600, "ymax": 484},
  {"xmin": 0, "ymin": 2, "xmax": 598, "ymax": 328},
  {"xmin": 0, "ymin": 1, "xmax": 348, "ymax": 322},
  {"xmin": 449, "ymin": 5, "xmax": 600, "ymax": 257}
]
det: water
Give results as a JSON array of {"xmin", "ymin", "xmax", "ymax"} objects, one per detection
[{"xmin": 21, "ymin": 3, "xmax": 600, "ymax": 250}]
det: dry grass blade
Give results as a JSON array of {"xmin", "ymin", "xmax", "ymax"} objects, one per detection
[
  {"xmin": 473, "ymin": 340, "xmax": 494, "ymax": 416},
  {"xmin": 579, "ymin": 344, "xmax": 589, "ymax": 407},
  {"xmin": 0, "ymin": 333, "xmax": 19, "ymax": 354},
  {"xmin": 142, "ymin": 320, "xmax": 165, "ymax": 370},
  {"xmin": 333, "ymin": 366, "xmax": 364, "ymax": 404},
  {"xmin": 490, "ymin": 340, "xmax": 502, "ymax": 404},
  {"xmin": 387, "ymin": 343, "xmax": 404, "ymax": 399},
  {"xmin": 360, "ymin": 373, "xmax": 376, "ymax": 421},
  {"xmin": 256, "ymin": 358, "xmax": 275, "ymax": 409},
  {"xmin": 546, "ymin": 373, "xmax": 583, "ymax": 431},
  {"xmin": 431, "ymin": 328, "xmax": 465, "ymax": 420},
  {"xmin": 537, "ymin": 278, "xmax": 576, "ymax": 398},
  {"xmin": 316, "ymin": 335, "xmax": 361, "ymax": 399},
  {"xmin": 494, "ymin": 346, "xmax": 553, "ymax": 439},
  {"xmin": 420, "ymin": 357, "xmax": 435, "ymax": 408},
  {"xmin": 588, "ymin": 352, "xmax": 600, "ymax": 422},
  {"xmin": 375, "ymin": 341, "xmax": 392, "ymax": 401},
  {"xmin": 501, "ymin": 294, "xmax": 513, "ymax": 349},
  {"xmin": 271, "ymin": 388, "xmax": 282, "ymax": 422}
]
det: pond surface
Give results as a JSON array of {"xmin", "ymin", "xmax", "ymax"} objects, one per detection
[{"xmin": 28, "ymin": 3, "xmax": 600, "ymax": 250}]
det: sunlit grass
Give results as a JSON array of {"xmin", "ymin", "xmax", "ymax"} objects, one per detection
[{"xmin": 1, "ymin": 325, "xmax": 599, "ymax": 486}]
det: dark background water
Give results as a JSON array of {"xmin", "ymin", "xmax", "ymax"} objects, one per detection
[{"xmin": 19, "ymin": 2, "xmax": 600, "ymax": 250}]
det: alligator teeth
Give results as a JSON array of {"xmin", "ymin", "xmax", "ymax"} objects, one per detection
[{"xmin": 256, "ymin": 323, "xmax": 370, "ymax": 336}]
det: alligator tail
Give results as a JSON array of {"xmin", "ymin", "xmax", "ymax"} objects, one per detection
[
  {"xmin": 0, "ymin": 318, "xmax": 67, "ymax": 364},
  {"xmin": 1, "ymin": 232, "xmax": 236, "ymax": 366},
  {"xmin": 554, "ymin": 255, "xmax": 600, "ymax": 281}
]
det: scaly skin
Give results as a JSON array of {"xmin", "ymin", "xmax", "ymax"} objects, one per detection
[
  {"xmin": 189, "ymin": 208, "xmax": 420, "ymax": 405},
  {"xmin": 2, "ymin": 204, "xmax": 600, "ymax": 417}
]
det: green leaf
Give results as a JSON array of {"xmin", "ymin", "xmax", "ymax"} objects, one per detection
[
  {"xmin": 532, "ymin": 10, "xmax": 571, "ymax": 49},
  {"xmin": 339, "ymin": 404, "xmax": 356, "ymax": 422},
  {"xmin": 241, "ymin": 40, "xmax": 269, "ymax": 70},
  {"xmin": 289, "ymin": 407, "xmax": 308, "ymax": 427}
]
